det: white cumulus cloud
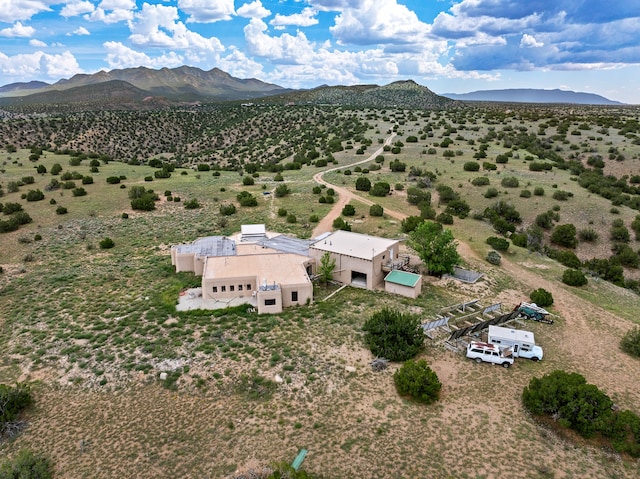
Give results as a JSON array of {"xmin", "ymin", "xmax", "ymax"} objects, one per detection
[
  {"xmin": 178, "ymin": 0, "xmax": 235, "ymax": 23},
  {"xmin": 103, "ymin": 41, "xmax": 183, "ymax": 69},
  {"xmin": 0, "ymin": 50, "xmax": 83, "ymax": 79},
  {"xmin": 69, "ymin": 27, "xmax": 91, "ymax": 36},
  {"xmin": 521, "ymin": 33, "xmax": 544, "ymax": 48},
  {"xmin": 29, "ymin": 39, "xmax": 47, "ymax": 47},
  {"xmin": 0, "ymin": 21, "xmax": 35, "ymax": 38},
  {"xmin": 0, "ymin": 0, "xmax": 52, "ymax": 23},
  {"xmin": 237, "ymin": 1, "xmax": 270, "ymax": 19},
  {"xmin": 61, "ymin": 1, "xmax": 95, "ymax": 18},
  {"xmin": 271, "ymin": 7, "xmax": 318, "ymax": 27}
]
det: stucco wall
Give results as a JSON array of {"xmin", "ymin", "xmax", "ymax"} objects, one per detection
[{"xmin": 385, "ymin": 276, "xmax": 422, "ymax": 299}]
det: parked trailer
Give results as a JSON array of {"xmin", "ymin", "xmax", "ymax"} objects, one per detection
[
  {"xmin": 514, "ymin": 302, "xmax": 553, "ymax": 324},
  {"xmin": 487, "ymin": 325, "xmax": 543, "ymax": 361}
]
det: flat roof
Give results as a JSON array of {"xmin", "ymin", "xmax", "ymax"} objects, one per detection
[
  {"xmin": 172, "ymin": 236, "xmax": 236, "ymax": 257},
  {"xmin": 384, "ymin": 270, "xmax": 421, "ymax": 287},
  {"xmin": 488, "ymin": 325, "xmax": 535, "ymax": 343},
  {"xmin": 310, "ymin": 230, "xmax": 398, "ymax": 260},
  {"xmin": 258, "ymin": 235, "xmax": 313, "ymax": 257},
  {"xmin": 203, "ymin": 253, "xmax": 311, "ymax": 287},
  {"xmin": 241, "ymin": 224, "xmax": 266, "ymax": 235}
]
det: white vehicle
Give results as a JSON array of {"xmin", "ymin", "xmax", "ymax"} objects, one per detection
[
  {"xmin": 487, "ymin": 325, "xmax": 544, "ymax": 361},
  {"xmin": 466, "ymin": 341, "xmax": 514, "ymax": 368}
]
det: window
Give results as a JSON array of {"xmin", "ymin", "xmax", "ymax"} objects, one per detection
[
  {"xmin": 221, "ymin": 285, "xmax": 226, "ymax": 292},
  {"xmin": 238, "ymin": 284, "xmax": 243, "ymax": 291},
  {"xmin": 291, "ymin": 291, "xmax": 298, "ymax": 302},
  {"xmin": 212, "ymin": 286, "xmax": 218, "ymax": 293},
  {"xmin": 264, "ymin": 298, "xmax": 276, "ymax": 306},
  {"xmin": 230, "ymin": 285, "xmax": 235, "ymax": 292},
  {"xmin": 246, "ymin": 284, "xmax": 251, "ymax": 290}
]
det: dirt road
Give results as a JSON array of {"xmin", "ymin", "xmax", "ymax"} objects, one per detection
[{"xmin": 311, "ymin": 133, "xmax": 402, "ymax": 237}]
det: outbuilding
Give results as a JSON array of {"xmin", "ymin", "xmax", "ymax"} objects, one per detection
[{"xmin": 384, "ymin": 270, "xmax": 422, "ymax": 298}]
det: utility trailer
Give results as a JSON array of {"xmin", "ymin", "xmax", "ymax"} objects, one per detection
[{"xmin": 514, "ymin": 302, "xmax": 553, "ymax": 324}]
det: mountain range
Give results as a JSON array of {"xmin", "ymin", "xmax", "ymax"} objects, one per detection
[
  {"xmin": 442, "ymin": 88, "xmax": 622, "ymax": 105},
  {"xmin": 0, "ymin": 66, "xmax": 623, "ymax": 107}
]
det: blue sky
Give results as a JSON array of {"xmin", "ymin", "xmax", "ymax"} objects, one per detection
[{"xmin": 1, "ymin": 1, "xmax": 639, "ymax": 103}]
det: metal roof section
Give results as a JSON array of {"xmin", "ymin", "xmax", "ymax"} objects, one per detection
[
  {"xmin": 384, "ymin": 270, "xmax": 421, "ymax": 287},
  {"xmin": 310, "ymin": 230, "xmax": 399, "ymax": 260},
  {"xmin": 172, "ymin": 236, "xmax": 236, "ymax": 257},
  {"xmin": 257, "ymin": 235, "xmax": 313, "ymax": 257}
]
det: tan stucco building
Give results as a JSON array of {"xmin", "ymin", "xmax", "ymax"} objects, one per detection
[{"xmin": 308, "ymin": 230, "xmax": 400, "ymax": 289}]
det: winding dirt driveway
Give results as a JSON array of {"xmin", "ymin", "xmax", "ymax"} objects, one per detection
[{"xmin": 311, "ymin": 133, "xmax": 402, "ymax": 237}]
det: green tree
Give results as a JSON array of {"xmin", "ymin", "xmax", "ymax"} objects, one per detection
[
  {"xmin": 0, "ymin": 383, "xmax": 32, "ymax": 430},
  {"xmin": 551, "ymin": 224, "xmax": 577, "ymax": 248},
  {"xmin": 369, "ymin": 204, "xmax": 383, "ymax": 217},
  {"xmin": 408, "ymin": 221, "xmax": 459, "ymax": 276},
  {"xmin": 0, "ymin": 449, "xmax": 52, "ymax": 479},
  {"xmin": 529, "ymin": 288, "xmax": 554, "ymax": 307},
  {"xmin": 393, "ymin": 359, "xmax": 441, "ymax": 404},
  {"xmin": 370, "ymin": 182, "xmax": 390, "ymax": 197},
  {"xmin": 341, "ymin": 204, "xmax": 356, "ymax": 216},
  {"xmin": 318, "ymin": 252, "xmax": 335, "ymax": 284},
  {"xmin": 621, "ymin": 326, "xmax": 640, "ymax": 358},
  {"xmin": 362, "ymin": 308, "xmax": 423, "ymax": 361},
  {"xmin": 355, "ymin": 176, "xmax": 371, "ymax": 191},
  {"xmin": 562, "ymin": 268, "xmax": 587, "ymax": 286}
]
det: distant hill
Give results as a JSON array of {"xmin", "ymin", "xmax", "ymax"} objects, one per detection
[
  {"xmin": 442, "ymin": 88, "xmax": 623, "ymax": 105},
  {"xmin": 0, "ymin": 80, "xmax": 50, "ymax": 94},
  {"xmin": 272, "ymin": 80, "xmax": 459, "ymax": 109},
  {"xmin": 0, "ymin": 66, "xmax": 289, "ymax": 105}
]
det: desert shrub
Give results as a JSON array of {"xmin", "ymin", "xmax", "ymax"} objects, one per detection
[
  {"xmin": 286, "ymin": 214, "xmax": 297, "ymax": 224},
  {"xmin": 99, "ymin": 237, "xmax": 115, "ymax": 249},
  {"xmin": 511, "ymin": 233, "xmax": 527, "ymax": 248},
  {"xmin": 197, "ymin": 163, "xmax": 210, "ymax": 171},
  {"xmin": 620, "ymin": 327, "xmax": 640, "ymax": 358},
  {"xmin": 106, "ymin": 176, "xmax": 121, "ymax": 184},
  {"xmin": 463, "ymin": 161, "xmax": 480, "ymax": 171},
  {"xmin": 529, "ymin": 288, "xmax": 554, "ymax": 307},
  {"xmin": 55, "ymin": 206, "xmax": 67, "ymax": 215},
  {"xmin": 522, "ymin": 370, "xmax": 613, "ymax": 438},
  {"xmin": 389, "ymin": 159, "xmax": 406, "ymax": 172},
  {"xmin": 50, "ymin": 163, "xmax": 62, "ymax": 175},
  {"xmin": 406, "ymin": 187, "xmax": 430, "ymax": 206},
  {"xmin": 237, "ymin": 191, "xmax": 258, "ymax": 207},
  {"xmin": 332, "ymin": 217, "xmax": 351, "ymax": 231},
  {"xmin": 551, "ymin": 224, "xmax": 577, "ymax": 248},
  {"xmin": 355, "ymin": 176, "xmax": 371, "ymax": 191},
  {"xmin": 21, "ymin": 176, "xmax": 35, "ymax": 185},
  {"xmin": 242, "ymin": 176, "xmax": 254, "ymax": 186},
  {"xmin": 341, "ymin": 204, "xmax": 356, "ymax": 216},
  {"xmin": 584, "ymin": 258, "xmax": 625, "ymax": 286},
  {"xmin": 613, "ymin": 245, "xmax": 640, "ymax": 268},
  {"xmin": 436, "ymin": 184, "xmax": 459, "ymax": 203},
  {"xmin": 579, "ymin": 228, "xmax": 599, "ymax": 242},
  {"xmin": 370, "ymin": 182, "xmax": 391, "ymax": 197},
  {"xmin": 533, "ymin": 186, "xmax": 545, "ymax": 196},
  {"xmin": 184, "ymin": 199, "xmax": 201, "ymax": 209},
  {"xmin": 562, "ymin": 268, "xmax": 587, "ymax": 286},
  {"xmin": 484, "ymin": 187, "xmax": 499, "ymax": 198},
  {"xmin": 362, "ymin": 308, "xmax": 423, "ymax": 361},
  {"xmin": 277, "ymin": 208, "xmax": 287, "ymax": 217},
  {"xmin": 520, "ymin": 189, "xmax": 532, "ymax": 198},
  {"xmin": 486, "ymin": 236, "xmax": 510, "ymax": 252},
  {"xmin": 610, "ymin": 224, "xmax": 630, "ymax": 243},
  {"xmin": 274, "ymin": 184, "xmax": 291, "ymax": 198},
  {"xmin": 483, "ymin": 162, "xmax": 497, "ymax": 171},
  {"xmin": 393, "ymin": 359, "xmax": 441, "ymax": 404},
  {"xmin": 82, "ymin": 176, "xmax": 93, "ymax": 185},
  {"xmin": 436, "ymin": 212, "xmax": 453, "ymax": 224},
  {"xmin": 401, "ymin": 216, "xmax": 424, "ymax": 233},
  {"xmin": 25, "ymin": 190, "xmax": 44, "ymax": 202},
  {"xmin": 369, "ymin": 204, "xmax": 384, "ymax": 217},
  {"xmin": 308, "ymin": 214, "xmax": 319, "ymax": 223},
  {"xmin": 552, "ymin": 190, "xmax": 571, "ymax": 201},
  {"xmin": 471, "ymin": 176, "xmax": 490, "ymax": 186},
  {"xmin": 72, "ymin": 187, "xmax": 87, "ymax": 197},
  {"xmin": 219, "ymin": 204, "xmax": 236, "ymax": 216},
  {"xmin": 0, "ymin": 383, "xmax": 32, "ymax": 433},
  {"xmin": 486, "ymin": 251, "xmax": 501, "ymax": 265},
  {"xmin": 501, "ymin": 176, "xmax": 519, "ymax": 188},
  {"xmin": 0, "ymin": 449, "xmax": 52, "ymax": 479},
  {"xmin": 550, "ymin": 249, "xmax": 582, "ymax": 269}
]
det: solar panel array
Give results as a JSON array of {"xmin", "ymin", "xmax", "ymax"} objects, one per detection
[
  {"xmin": 422, "ymin": 316, "xmax": 450, "ymax": 331},
  {"xmin": 448, "ymin": 310, "xmax": 520, "ymax": 341}
]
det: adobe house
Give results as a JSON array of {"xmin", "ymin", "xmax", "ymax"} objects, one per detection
[
  {"xmin": 171, "ymin": 225, "xmax": 315, "ymax": 314},
  {"xmin": 309, "ymin": 230, "xmax": 401, "ymax": 289}
]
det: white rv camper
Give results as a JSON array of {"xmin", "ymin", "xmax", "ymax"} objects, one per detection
[{"xmin": 487, "ymin": 325, "xmax": 543, "ymax": 361}]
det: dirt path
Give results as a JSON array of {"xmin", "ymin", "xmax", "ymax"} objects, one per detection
[{"xmin": 311, "ymin": 133, "xmax": 400, "ymax": 237}]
